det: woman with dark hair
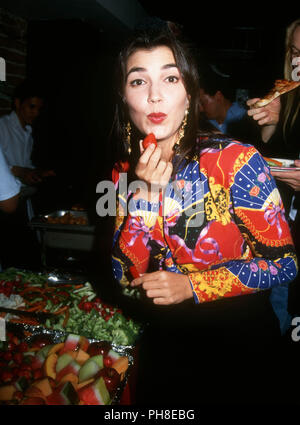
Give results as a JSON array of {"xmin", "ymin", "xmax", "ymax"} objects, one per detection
[
  {"xmin": 247, "ymin": 19, "xmax": 300, "ymax": 316},
  {"xmin": 110, "ymin": 22, "xmax": 297, "ymax": 405}
]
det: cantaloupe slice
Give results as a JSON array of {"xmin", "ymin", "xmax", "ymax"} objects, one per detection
[
  {"xmin": 75, "ymin": 349, "xmax": 90, "ymax": 365},
  {"xmin": 0, "ymin": 385, "xmax": 16, "ymax": 401},
  {"xmin": 111, "ymin": 356, "xmax": 129, "ymax": 374},
  {"xmin": 60, "ymin": 373, "xmax": 79, "ymax": 387},
  {"xmin": 32, "ymin": 378, "xmax": 53, "ymax": 397},
  {"xmin": 25, "ymin": 385, "xmax": 47, "ymax": 400},
  {"xmin": 76, "ymin": 378, "xmax": 95, "ymax": 390},
  {"xmin": 44, "ymin": 353, "xmax": 57, "ymax": 379},
  {"xmin": 48, "ymin": 343, "xmax": 65, "ymax": 355}
]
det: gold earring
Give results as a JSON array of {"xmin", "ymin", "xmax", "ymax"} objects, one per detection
[
  {"xmin": 125, "ymin": 121, "xmax": 131, "ymax": 154},
  {"xmin": 173, "ymin": 109, "xmax": 189, "ymax": 152}
]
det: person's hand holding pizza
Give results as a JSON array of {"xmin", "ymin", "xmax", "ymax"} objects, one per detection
[
  {"xmin": 247, "ymin": 97, "xmax": 281, "ymax": 126},
  {"xmin": 247, "ymin": 97, "xmax": 281, "ymax": 142},
  {"xmin": 247, "ymin": 79, "xmax": 300, "ymax": 142},
  {"xmin": 271, "ymin": 160, "xmax": 300, "ymax": 191}
]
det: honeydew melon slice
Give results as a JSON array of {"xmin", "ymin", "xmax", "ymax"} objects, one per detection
[{"xmin": 78, "ymin": 355, "xmax": 103, "ymax": 383}]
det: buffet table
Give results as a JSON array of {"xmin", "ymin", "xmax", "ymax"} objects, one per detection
[{"xmin": 0, "ymin": 268, "xmax": 141, "ymax": 405}]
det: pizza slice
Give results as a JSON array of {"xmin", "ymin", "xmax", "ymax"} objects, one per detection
[{"xmin": 253, "ymin": 79, "xmax": 300, "ymax": 108}]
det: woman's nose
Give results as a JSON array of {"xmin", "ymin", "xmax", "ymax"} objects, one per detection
[{"xmin": 147, "ymin": 84, "xmax": 162, "ymax": 104}]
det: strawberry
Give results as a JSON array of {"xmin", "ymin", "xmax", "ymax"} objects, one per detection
[{"xmin": 142, "ymin": 133, "xmax": 157, "ymax": 149}]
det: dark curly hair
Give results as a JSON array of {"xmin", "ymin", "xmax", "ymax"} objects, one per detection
[{"xmin": 110, "ymin": 20, "xmax": 210, "ymax": 178}]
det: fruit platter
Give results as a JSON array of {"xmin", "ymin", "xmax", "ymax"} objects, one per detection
[
  {"xmin": 0, "ymin": 268, "xmax": 141, "ymax": 347},
  {"xmin": 0, "ymin": 330, "xmax": 133, "ymax": 405}
]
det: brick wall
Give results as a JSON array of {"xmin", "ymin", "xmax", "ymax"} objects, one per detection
[{"xmin": 0, "ymin": 8, "xmax": 27, "ymax": 117}]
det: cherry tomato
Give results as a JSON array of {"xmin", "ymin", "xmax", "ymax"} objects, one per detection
[
  {"xmin": 33, "ymin": 368, "xmax": 44, "ymax": 380},
  {"xmin": 142, "ymin": 133, "xmax": 157, "ymax": 149},
  {"xmin": 17, "ymin": 342, "xmax": 28, "ymax": 353},
  {"xmin": 13, "ymin": 352, "xmax": 23, "ymax": 365},
  {"xmin": 3, "ymin": 351, "xmax": 13, "ymax": 362},
  {"xmin": 0, "ymin": 369, "xmax": 14, "ymax": 383},
  {"xmin": 18, "ymin": 369, "xmax": 31, "ymax": 379}
]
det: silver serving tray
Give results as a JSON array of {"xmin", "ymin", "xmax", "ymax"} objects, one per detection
[
  {"xmin": 6, "ymin": 324, "xmax": 134, "ymax": 405},
  {"xmin": 30, "ymin": 210, "xmax": 95, "ymax": 233}
]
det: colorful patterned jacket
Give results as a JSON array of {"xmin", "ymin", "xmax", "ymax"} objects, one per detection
[{"xmin": 111, "ymin": 137, "xmax": 298, "ymax": 304}]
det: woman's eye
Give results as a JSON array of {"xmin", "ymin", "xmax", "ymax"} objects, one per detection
[
  {"xmin": 130, "ymin": 79, "xmax": 145, "ymax": 86},
  {"xmin": 165, "ymin": 76, "xmax": 179, "ymax": 83}
]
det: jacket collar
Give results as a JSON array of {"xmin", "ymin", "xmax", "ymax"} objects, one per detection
[{"xmin": 9, "ymin": 111, "xmax": 32, "ymax": 134}]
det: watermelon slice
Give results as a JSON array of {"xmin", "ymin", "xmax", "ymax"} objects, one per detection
[
  {"xmin": 59, "ymin": 334, "xmax": 81, "ymax": 355},
  {"xmin": 78, "ymin": 377, "xmax": 111, "ymax": 405},
  {"xmin": 46, "ymin": 382, "xmax": 79, "ymax": 405},
  {"xmin": 56, "ymin": 360, "xmax": 81, "ymax": 382},
  {"xmin": 104, "ymin": 349, "xmax": 121, "ymax": 367},
  {"xmin": 31, "ymin": 345, "xmax": 53, "ymax": 370},
  {"xmin": 56, "ymin": 352, "xmax": 76, "ymax": 373},
  {"xmin": 31, "ymin": 353, "xmax": 45, "ymax": 370}
]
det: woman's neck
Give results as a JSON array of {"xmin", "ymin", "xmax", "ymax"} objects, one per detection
[{"xmin": 157, "ymin": 134, "xmax": 178, "ymax": 162}]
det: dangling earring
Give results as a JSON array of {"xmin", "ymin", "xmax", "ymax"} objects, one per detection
[
  {"xmin": 125, "ymin": 121, "xmax": 131, "ymax": 154},
  {"xmin": 173, "ymin": 109, "xmax": 189, "ymax": 152}
]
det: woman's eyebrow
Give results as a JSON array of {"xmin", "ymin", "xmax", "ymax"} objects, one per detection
[
  {"xmin": 126, "ymin": 66, "xmax": 146, "ymax": 78},
  {"xmin": 126, "ymin": 63, "xmax": 178, "ymax": 79},
  {"xmin": 162, "ymin": 63, "xmax": 177, "ymax": 70}
]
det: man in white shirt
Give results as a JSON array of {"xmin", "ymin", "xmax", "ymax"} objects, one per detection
[
  {"xmin": 0, "ymin": 146, "xmax": 20, "ymax": 270},
  {"xmin": 0, "ymin": 80, "xmax": 54, "ymax": 187},
  {"xmin": 0, "ymin": 146, "xmax": 20, "ymax": 213},
  {"xmin": 0, "ymin": 80, "xmax": 54, "ymax": 269}
]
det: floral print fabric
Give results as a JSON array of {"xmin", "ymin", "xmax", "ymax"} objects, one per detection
[{"xmin": 111, "ymin": 138, "xmax": 298, "ymax": 304}]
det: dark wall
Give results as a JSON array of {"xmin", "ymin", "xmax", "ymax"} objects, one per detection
[{"xmin": 27, "ymin": 20, "xmax": 121, "ymax": 213}]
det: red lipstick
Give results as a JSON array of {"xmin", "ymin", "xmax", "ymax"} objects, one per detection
[{"xmin": 147, "ymin": 112, "xmax": 167, "ymax": 124}]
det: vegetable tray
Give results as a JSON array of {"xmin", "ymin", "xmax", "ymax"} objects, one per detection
[{"xmin": 0, "ymin": 268, "xmax": 142, "ymax": 347}]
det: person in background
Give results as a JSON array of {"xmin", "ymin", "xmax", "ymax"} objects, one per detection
[
  {"xmin": 247, "ymin": 18, "xmax": 300, "ymax": 317},
  {"xmin": 199, "ymin": 64, "xmax": 261, "ymax": 146},
  {"xmin": 0, "ymin": 146, "xmax": 20, "ymax": 213},
  {"xmin": 109, "ymin": 20, "xmax": 298, "ymax": 405},
  {"xmin": 0, "ymin": 146, "xmax": 20, "ymax": 271},
  {"xmin": 0, "ymin": 79, "xmax": 54, "ymax": 269},
  {"xmin": 0, "ymin": 79, "xmax": 55, "ymax": 190}
]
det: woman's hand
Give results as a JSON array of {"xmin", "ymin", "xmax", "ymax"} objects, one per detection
[
  {"xmin": 271, "ymin": 160, "xmax": 300, "ymax": 191},
  {"xmin": 131, "ymin": 270, "xmax": 193, "ymax": 305},
  {"xmin": 247, "ymin": 97, "xmax": 281, "ymax": 142},
  {"xmin": 134, "ymin": 142, "xmax": 173, "ymax": 201}
]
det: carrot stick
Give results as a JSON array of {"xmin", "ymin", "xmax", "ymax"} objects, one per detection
[
  {"xmin": 53, "ymin": 306, "xmax": 69, "ymax": 315},
  {"xmin": 25, "ymin": 302, "xmax": 46, "ymax": 312},
  {"xmin": 10, "ymin": 318, "xmax": 38, "ymax": 325},
  {"xmin": 19, "ymin": 287, "xmax": 44, "ymax": 296},
  {"xmin": 62, "ymin": 308, "xmax": 70, "ymax": 328}
]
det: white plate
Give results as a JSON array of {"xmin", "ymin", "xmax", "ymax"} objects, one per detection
[
  {"xmin": 270, "ymin": 166, "xmax": 300, "ymax": 172},
  {"xmin": 267, "ymin": 157, "xmax": 295, "ymax": 167}
]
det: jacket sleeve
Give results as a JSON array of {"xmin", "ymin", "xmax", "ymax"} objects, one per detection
[
  {"xmin": 187, "ymin": 148, "xmax": 298, "ymax": 303},
  {"xmin": 111, "ymin": 163, "xmax": 160, "ymax": 287}
]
